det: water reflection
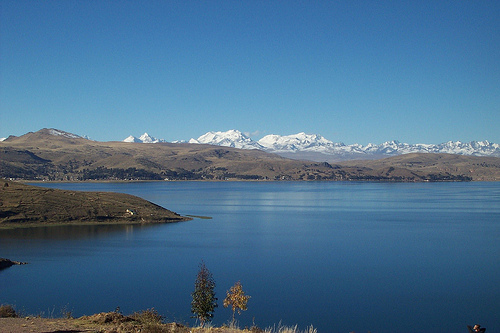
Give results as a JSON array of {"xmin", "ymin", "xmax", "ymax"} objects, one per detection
[
  {"xmin": 1, "ymin": 181, "xmax": 498, "ymax": 333},
  {"xmin": 0, "ymin": 223, "xmax": 158, "ymax": 240}
]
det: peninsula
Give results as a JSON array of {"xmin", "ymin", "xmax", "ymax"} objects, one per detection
[
  {"xmin": 0, "ymin": 258, "xmax": 27, "ymax": 270},
  {"xmin": 0, "ymin": 179, "xmax": 189, "ymax": 228}
]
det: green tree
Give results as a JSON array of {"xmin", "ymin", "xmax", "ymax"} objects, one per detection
[
  {"xmin": 191, "ymin": 261, "xmax": 218, "ymax": 326},
  {"xmin": 223, "ymin": 281, "xmax": 251, "ymax": 324}
]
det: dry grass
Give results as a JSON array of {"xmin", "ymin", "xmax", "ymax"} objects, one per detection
[
  {"xmin": 263, "ymin": 322, "xmax": 317, "ymax": 333},
  {"xmin": 77, "ymin": 310, "xmax": 318, "ymax": 333}
]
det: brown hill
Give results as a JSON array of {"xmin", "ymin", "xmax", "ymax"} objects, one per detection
[
  {"xmin": 0, "ymin": 179, "xmax": 188, "ymax": 228},
  {"xmin": 1, "ymin": 128, "xmax": 499, "ymax": 181},
  {"xmin": 338, "ymin": 153, "xmax": 500, "ymax": 181}
]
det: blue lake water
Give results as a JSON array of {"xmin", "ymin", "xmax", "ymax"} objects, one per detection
[{"xmin": 1, "ymin": 181, "xmax": 499, "ymax": 333}]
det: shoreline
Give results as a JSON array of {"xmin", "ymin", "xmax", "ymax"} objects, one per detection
[
  {"xmin": 0, "ymin": 216, "xmax": 192, "ymax": 230},
  {"xmin": 19, "ymin": 178, "xmax": 496, "ymax": 185}
]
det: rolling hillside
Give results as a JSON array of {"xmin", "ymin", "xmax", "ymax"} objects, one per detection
[{"xmin": 339, "ymin": 153, "xmax": 500, "ymax": 181}]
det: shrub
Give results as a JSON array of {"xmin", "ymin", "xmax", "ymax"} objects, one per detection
[
  {"xmin": 223, "ymin": 281, "xmax": 251, "ymax": 324},
  {"xmin": 0, "ymin": 304, "xmax": 17, "ymax": 318}
]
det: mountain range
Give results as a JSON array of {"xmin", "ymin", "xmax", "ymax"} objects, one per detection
[
  {"xmin": 125, "ymin": 130, "xmax": 500, "ymax": 162},
  {"xmin": 2, "ymin": 128, "xmax": 500, "ymax": 181}
]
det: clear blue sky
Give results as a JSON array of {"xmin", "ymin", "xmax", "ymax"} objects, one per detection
[{"xmin": 1, "ymin": 0, "xmax": 499, "ymax": 145}]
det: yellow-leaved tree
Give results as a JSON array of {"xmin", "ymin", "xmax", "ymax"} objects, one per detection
[{"xmin": 223, "ymin": 281, "xmax": 251, "ymax": 324}]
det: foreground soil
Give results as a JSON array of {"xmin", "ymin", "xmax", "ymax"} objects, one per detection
[
  {"xmin": 0, "ymin": 313, "xmax": 259, "ymax": 333},
  {"xmin": 1, "ymin": 317, "xmax": 97, "ymax": 333}
]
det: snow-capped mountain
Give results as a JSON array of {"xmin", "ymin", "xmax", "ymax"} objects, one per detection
[
  {"xmin": 123, "ymin": 133, "xmax": 166, "ymax": 143},
  {"xmin": 188, "ymin": 130, "xmax": 500, "ymax": 161},
  {"xmin": 123, "ymin": 135, "xmax": 142, "ymax": 143},
  {"xmin": 122, "ymin": 130, "xmax": 500, "ymax": 161},
  {"xmin": 355, "ymin": 140, "xmax": 500, "ymax": 157},
  {"xmin": 188, "ymin": 130, "xmax": 265, "ymax": 150},
  {"xmin": 258, "ymin": 132, "xmax": 345, "ymax": 152}
]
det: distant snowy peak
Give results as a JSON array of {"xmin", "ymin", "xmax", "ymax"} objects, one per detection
[
  {"xmin": 123, "ymin": 135, "xmax": 142, "ymax": 143},
  {"xmin": 354, "ymin": 140, "xmax": 500, "ymax": 156},
  {"xmin": 432, "ymin": 140, "xmax": 500, "ymax": 155},
  {"xmin": 188, "ymin": 131, "xmax": 500, "ymax": 160},
  {"xmin": 121, "ymin": 129, "xmax": 500, "ymax": 160},
  {"xmin": 190, "ymin": 130, "xmax": 264, "ymax": 150},
  {"xmin": 258, "ymin": 132, "xmax": 344, "ymax": 152},
  {"xmin": 123, "ymin": 133, "xmax": 166, "ymax": 143},
  {"xmin": 139, "ymin": 133, "xmax": 165, "ymax": 143}
]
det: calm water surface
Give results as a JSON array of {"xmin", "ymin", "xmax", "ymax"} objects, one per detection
[{"xmin": 1, "ymin": 182, "xmax": 499, "ymax": 333}]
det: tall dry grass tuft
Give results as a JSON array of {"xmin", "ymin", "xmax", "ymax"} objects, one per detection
[
  {"xmin": 264, "ymin": 322, "xmax": 317, "ymax": 333},
  {"xmin": 131, "ymin": 308, "xmax": 164, "ymax": 324},
  {"xmin": 130, "ymin": 308, "xmax": 165, "ymax": 333}
]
